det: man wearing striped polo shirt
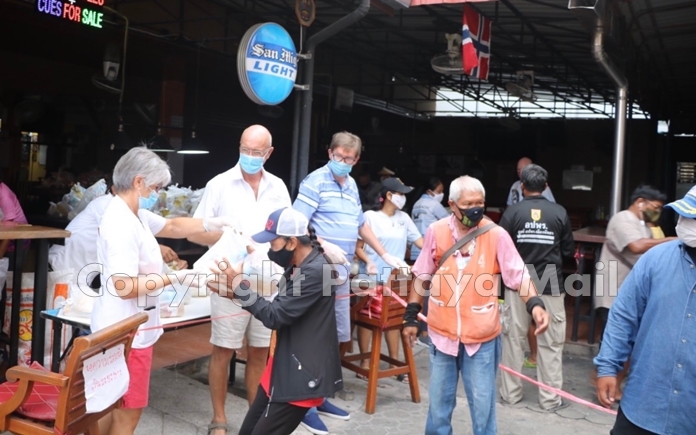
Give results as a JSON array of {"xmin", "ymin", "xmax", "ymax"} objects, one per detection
[{"xmin": 293, "ymin": 131, "xmax": 408, "ymax": 434}]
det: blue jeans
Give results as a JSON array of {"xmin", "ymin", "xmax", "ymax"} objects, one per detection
[{"xmin": 425, "ymin": 337, "xmax": 501, "ymax": 435}]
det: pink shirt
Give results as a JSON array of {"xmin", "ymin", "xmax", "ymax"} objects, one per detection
[
  {"xmin": 412, "ymin": 215, "xmax": 527, "ymax": 357},
  {"xmin": 0, "ymin": 183, "xmax": 27, "ymax": 224},
  {"xmin": 0, "ymin": 183, "xmax": 28, "ymax": 253}
]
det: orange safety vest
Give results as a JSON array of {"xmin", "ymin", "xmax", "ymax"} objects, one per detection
[{"xmin": 427, "ymin": 218, "xmax": 503, "ymax": 344}]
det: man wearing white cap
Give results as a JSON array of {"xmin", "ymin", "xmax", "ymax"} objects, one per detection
[
  {"xmin": 595, "ymin": 186, "xmax": 696, "ymax": 434},
  {"xmin": 210, "ymin": 207, "xmax": 344, "ymax": 435}
]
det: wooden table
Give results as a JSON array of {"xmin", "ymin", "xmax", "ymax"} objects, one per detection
[
  {"xmin": 0, "ymin": 223, "xmax": 70, "ymax": 367},
  {"xmin": 570, "ymin": 226, "xmax": 606, "ymax": 344},
  {"xmin": 41, "ymin": 295, "xmax": 212, "ymax": 372},
  {"xmin": 572, "ymin": 226, "xmax": 606, "ymax": 244}
]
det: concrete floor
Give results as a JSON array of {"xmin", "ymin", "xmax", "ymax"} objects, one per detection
[{"xmin": 134, "ymin": 341, "xmax": 616, "ymax": 435}]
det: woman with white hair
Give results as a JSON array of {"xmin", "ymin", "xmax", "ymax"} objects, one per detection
[{"xmin": 94, "ymin": 147, "xmax": 234, "ymax": 435}]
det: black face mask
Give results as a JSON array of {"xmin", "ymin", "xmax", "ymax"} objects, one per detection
[
  {"xmin": 268, "ymin": 242, "xmax": 295, "ymax": 269},
  {"xmin": 457, "ymin": 206, "xmax": 485, "ymax": 227}
]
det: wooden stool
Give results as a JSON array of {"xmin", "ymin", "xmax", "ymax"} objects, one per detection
[{"xmin": 341, "ymin": 274, "xmax": 420, "ymax": 414}]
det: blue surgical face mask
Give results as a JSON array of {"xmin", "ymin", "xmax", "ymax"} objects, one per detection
[
  {"xmin": 139, "ymin": 190, "xmax": 159, "ymax": 210},
  {"xmin": 239, "ymin": 154, "xmax": 264, "ymax": 175},
  {"xmin": 328, "ymin": 159, "xmax": 353, "ymax": 177}
]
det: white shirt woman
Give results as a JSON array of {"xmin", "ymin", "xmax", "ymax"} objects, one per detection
[
  {"xmin": 354, "ymin": 177, "xmax": 423, "ymax": 382},
  {"xmin": 93, "ymin": 147, "xmax": 234, "ymax": 435}
]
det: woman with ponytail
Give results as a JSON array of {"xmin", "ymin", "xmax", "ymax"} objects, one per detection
[
  {"xmin": 210, "ymin": 207, "xmax": 343, "ymax": 435},
  {"xmin": 354, "ymin": 177, "xmax": 423, "ymax": 382}
]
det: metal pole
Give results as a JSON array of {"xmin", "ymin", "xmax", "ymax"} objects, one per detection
[
  {"xmin": 290, "ymin": 90, "xmax": 302, "ymax": 197},
  {"xmin": 592, "ymin": 30, "xmax": 628, "ymax": 217},
  {"xmin": 611, "ymin": 87, "xmax": 628, "ymax": 216},
  {"xmin": 295, "ymin": 0, "xmax": 370, "ymax": 188}
]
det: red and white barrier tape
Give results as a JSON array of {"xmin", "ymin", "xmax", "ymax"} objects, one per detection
[
  {"xmin": 137, "ymin": 285, "xmax": 614, "ymax": 415},
  {"xmin": 387, "ymin": 291, "xmax": 617, "ymax": 416}
]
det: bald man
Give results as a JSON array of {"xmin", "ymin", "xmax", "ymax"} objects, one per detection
[
  {"xmin": 507, "ymin": 157, "xmax": 555, "ymax": 206},
  {"xmin": 189, "ymin": 125, "xmax": 292, "ymax": 435}
]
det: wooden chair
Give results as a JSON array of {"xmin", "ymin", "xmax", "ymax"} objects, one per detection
[
  {"xmin": 0, "ymin": 312, "xmax": 148, "ymax": 435},
  {"xmin": 341, "ymin": 273, "xmax": 420, "ymax": 414}
]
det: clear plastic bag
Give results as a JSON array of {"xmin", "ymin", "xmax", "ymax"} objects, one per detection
[
  {"xmin": 193, "ymin": 228, "xmax": 250, "ymax": 293},
  {"xmin": 62, "ymin": 282, "xmax": 95, "ymax": 317},
  {"xmin": 242, "ymin": 247, "xmax": 284, "ymax": 298},
  {"xmin": 68, "ymin": 179, "xmax": 107, "ymax": 220}
]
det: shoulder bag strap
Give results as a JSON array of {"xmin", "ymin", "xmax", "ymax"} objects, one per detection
[{"xmin": 437, "ymin": 223, "xmax": 497, "ymax": 268}]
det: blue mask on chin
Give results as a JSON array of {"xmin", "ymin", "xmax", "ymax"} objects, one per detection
[
  {"xmin": 239, "ymin": 154, "xmax": 264, "ymax": 175},
  {"xmin": 328, "ymin": 159, "xmax": 353, "ymax": 177},
  {"xmin": 139, "ymin": 190, "xmax": 159, "ymax": 210}
]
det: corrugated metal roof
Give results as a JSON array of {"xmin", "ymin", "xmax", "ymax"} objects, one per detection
[{"xmin": 97, "ymin": 0, "xmax": 696, "ymax": 117}]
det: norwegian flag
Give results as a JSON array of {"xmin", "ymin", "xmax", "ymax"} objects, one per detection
[{"xmin": 462, "ymin": 5, "xmax": 492, "ymax": 81}]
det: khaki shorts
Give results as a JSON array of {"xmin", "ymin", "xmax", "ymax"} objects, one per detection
[{"xmin": 209, "ymin": 293, "xmax": 272, "ymax": 349}]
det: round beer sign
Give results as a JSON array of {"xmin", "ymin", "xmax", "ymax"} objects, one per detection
[{"xmin": 237, "ymin": 23, "xmax": 298, "ymax": 106}]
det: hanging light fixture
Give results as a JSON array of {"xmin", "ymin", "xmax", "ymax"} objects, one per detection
[
  {"xmin": 149, "ymin": 124, "xmax": 175, "ymax": 152},
  {"xmin": 179, "ymin": 130, "xmax": 208, "ymax": 154},
  {"xmin": 109, "ymin": 122, "xmax": 133, "ymax": 151},
  {"xmin": 104, "ymin": 6, "xmax": 133, "ymax": 152},
  {"xmin": 178, "ymin": 43, "xmax": 208, "ymax": 154}
]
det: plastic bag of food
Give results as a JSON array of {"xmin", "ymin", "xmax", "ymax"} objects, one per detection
[
  {"xmin": 193, "ymin": 228, "xmax": 250, "ymax": 294},
  {"xmin": 188, "ymin": 188, "xmax": 205, "ymax": 215},
  {"xmin": 159, "ymin": 287, "xmax": 185, "ymax": 317},
  {"xmin": 62, "ymin": 282, "xmax": 95, "ymax": 317},
  {"xmin": 65, "ymin": 183, "xmax": 85, "ymax": 209},
  {"xmin": 68, "ymin": 178, "xmax": 107, "ymax": 220},
  {"xmin": 242, "ymin": 247, "xmax": 284, "ymax": 299}
]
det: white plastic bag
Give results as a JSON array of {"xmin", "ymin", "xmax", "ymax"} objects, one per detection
[
  {"xmin": 193, "ymin": 228, "xmax": 250, "ymax": 296},
  {"xmin": 68, "ymin": 179, "xmax": 107, "ymax": 220},
  {"xmin": 62, "ymin": 283, "xmax": 95, "ymax": 317},
  {"xmin": 2, "ymin": 270, "xmax": 77, "ymax": 367},
  {"xmin": 242, "ymin": 248, "xmax": 284, "ymax": 298},
  {"xmin": 3, "ymin": 272, "xmax": 35, "ymax": 367}
]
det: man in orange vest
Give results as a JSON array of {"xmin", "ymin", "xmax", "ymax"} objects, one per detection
[{"xmin": 403, "ymin": 175, "xmax": 550, "ymax": 435}]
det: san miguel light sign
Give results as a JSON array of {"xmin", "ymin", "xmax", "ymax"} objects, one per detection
[
  {"xmin": 36, "ymin": 0, "xmax": 105, "ymax": 29},
  {"xmin": 237, "ymin": 23, "xmax": 298, "ymax": 105}
]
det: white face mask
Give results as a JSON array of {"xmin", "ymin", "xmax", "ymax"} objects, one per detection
[
  {"xmin": 390, "ymin": 194, "xmax": 406, "ymax": 210},
  {"xmin": 676, "ymin": 216, "xmax": 696, "ymax": 247},
  {"xmin": 432, "ymin": 192, "xmax": 444, "ymax": 203}
]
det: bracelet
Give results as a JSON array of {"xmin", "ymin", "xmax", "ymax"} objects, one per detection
[
  {"xmin": 526, "ymin": 296, "xmax": 546, "ymax": 315},
  {"xmin": 403, "ymin": 302, "xmax": 422, "ymax": 328}
]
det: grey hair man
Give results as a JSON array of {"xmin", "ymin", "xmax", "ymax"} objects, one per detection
[
  {"xmin": 292, "ymin": 131, "xmax": 409, "ymax": 433},
  {"xmin": 403, "ymin": 175, "xmax": 550, "ymax": 435}
]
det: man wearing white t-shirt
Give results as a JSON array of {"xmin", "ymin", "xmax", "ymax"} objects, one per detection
[{"xmin": 189, "ymin": 125, "xmax": 291, "ymax": 435}]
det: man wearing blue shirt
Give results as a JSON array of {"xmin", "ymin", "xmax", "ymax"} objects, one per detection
[
  {"xmin": 595, "ymin": 186, "xmax": 696, "ymax": 434},
  {"xmin": 293, "ymin": 131, "xmax": 408, "ymax": 435}
]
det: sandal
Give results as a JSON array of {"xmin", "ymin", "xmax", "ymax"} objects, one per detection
[
  {"xmin": 396, "ymin": 374, "xmax": 409, "ymax": 383},
  {"xmin": 523, "ymin": 358, "xmax": 537, "ymax": 369},
  {"xmin": 357, "ymin": 366, "xmax": 369, "ymax": 381},
  {"xmin": 207, "ymin": 422, "xmax": 230, "ymax": 434}
]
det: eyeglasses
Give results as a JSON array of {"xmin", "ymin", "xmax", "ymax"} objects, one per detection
[
  {"xmin": 330, "ymin": 151, "xmax": 358, "ymax": 165},
  {"xmin": 240, "ymin": 146, "xmax": 270, "ymax": 158}
]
